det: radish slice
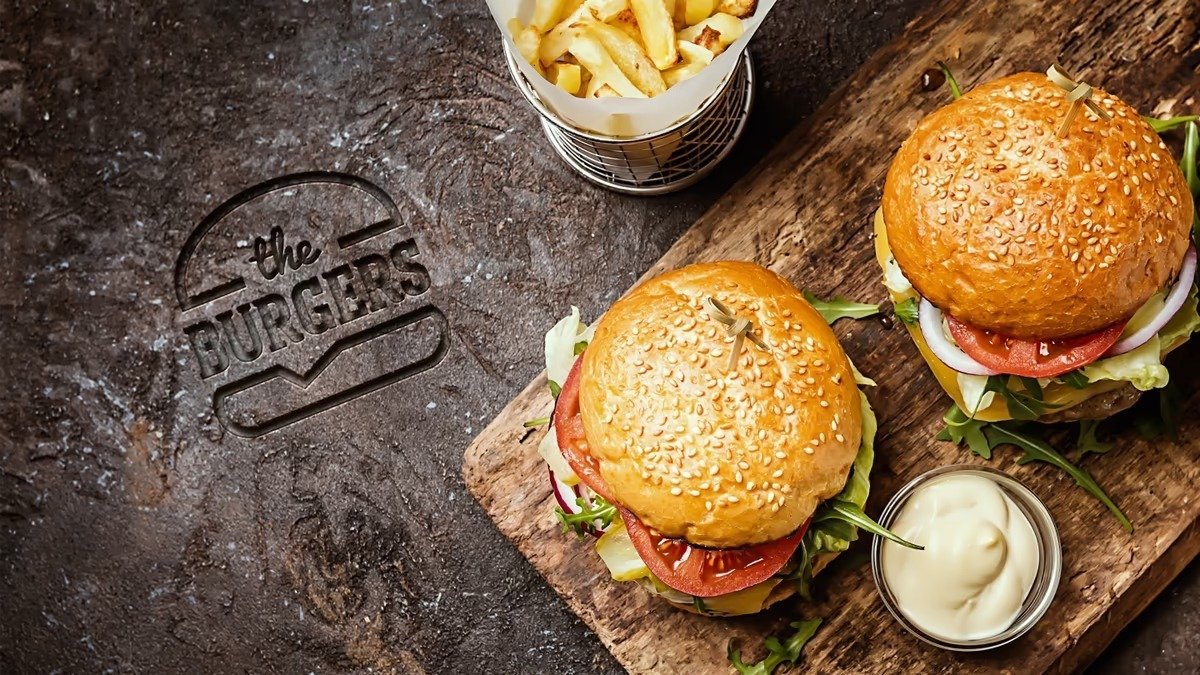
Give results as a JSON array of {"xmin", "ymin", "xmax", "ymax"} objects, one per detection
[
  {"xmin": 1107, "ymin": 246, "xmax": 1197, "ymax": 356},
  {"xmin": 918, "ymin": 298, "xmax": 1000, "ymax": 376}
]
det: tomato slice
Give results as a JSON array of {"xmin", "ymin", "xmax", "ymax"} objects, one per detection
[
  {"xmin": 945, "ymin": 315, "xmax": 1127, "ymax": 378},
  {"xmin": 620, "ymin": 506, "xmax": 808, "ymax": 598},
  {"xmin": 552, "ymin": 355, "xmax": 616, "ymax": 503}
]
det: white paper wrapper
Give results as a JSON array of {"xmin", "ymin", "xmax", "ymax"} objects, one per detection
[{"xmin": 489, "ymin": 0, "xmax": 775, "ymax": 138}]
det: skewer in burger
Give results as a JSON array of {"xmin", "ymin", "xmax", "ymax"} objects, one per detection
[
  {"xmin": 536, "ymin": 262, "xmax": 917, "ymax": 616},
  {"xmin": 876, "ymin": 69, "xmax": 1198, "ymax": 423}
]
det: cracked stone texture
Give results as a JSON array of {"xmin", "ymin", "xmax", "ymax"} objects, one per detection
[{"xmin": 0, "ymin": 1, "xmax": 1196, "ymax": 673}]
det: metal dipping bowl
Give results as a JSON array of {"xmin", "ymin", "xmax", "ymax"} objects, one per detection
[{"xmin": 870, "ymin": 465, "xmax": 1063, "ymax": 652}]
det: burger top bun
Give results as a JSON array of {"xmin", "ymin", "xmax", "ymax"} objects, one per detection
[
  {"xmin": 579, "ymin": 262, "xmax": 863, "ymax": 549},
  {"xmin": 883, "ymin": 72, "xmax": 1193, "ymax": 339}
]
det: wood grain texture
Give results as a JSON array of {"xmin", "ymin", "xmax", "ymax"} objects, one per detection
[{"xmin": 464, "ymin": 0, "xmax": 1200, "ymax": 672}]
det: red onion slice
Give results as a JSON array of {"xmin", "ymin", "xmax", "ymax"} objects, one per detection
[
  {"xmin": 548, "ymin": 469, "xmax": 607, "ymax": 537},
  {"xmin": 917, "ymin": 298, "xmax": 1000, "ymax": 376},
  {"xmin": 1107, "ymin": 246, "xmax": 1197, "ymax": 356},
  {"xmin": 549, "ymin": 467, "xmax": 582, "ymax": 514}
]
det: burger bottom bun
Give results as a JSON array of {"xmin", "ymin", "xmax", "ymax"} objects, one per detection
[{"xmin": 662, "ymin": 552, "xmax": 838, "ymax": 616}]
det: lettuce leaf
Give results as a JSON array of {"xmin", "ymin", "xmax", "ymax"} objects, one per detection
[
  {"xmin": 1082, "ymin": 287, "xmax": 1200, "ymax": 391},
  {"xmin": 1083, "ymin": 336, "xmax": 1169, "ymax": 391},
  {"xmin": 544, "ymin": 306, "xmax": 595, "ymax": 392}
]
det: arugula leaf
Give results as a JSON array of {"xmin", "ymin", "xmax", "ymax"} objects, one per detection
[
  {"xmin": 939, "ymin": 407, "xmax": 1131, "ymax": 531},
  {"xmin": 983, "ymin": 375, "xmax": 1059, "ymax": 421},
  {"xmin": 1145, "ymin": 115, "xmax": 1200, "ymax": 134},
  {"xmin": 985, "ymin": 424, "xmax": 1131, "ymax": 532},
  {"xmin": 781, "ymin": 538, "xmax": 815, "ymax": 600},
  {"xmin": 554, "ymin": 496, "xmax": 616, "ymax": 538},
  {"xmin": 523, "ymin": 416, "xmax": 550, "ymax": 428},
  {"xmin": 802, "ymin": 291, "xmax": 881, "ymax": 324},
  {"xmin": 1075, "ymin": 420, "xmax": 1112, "ymax": 457},
  {"xmin": 1134, "ymin": 380, "xmax": 1182, "ymax": 441},
  {"xmin": 814, "ymin": 500, "xmax": 923, "ymax": 550},
  {"xmin": 1183, "ymin": 121, "xmax": 1199, "ymax": 245},
  {"xmin": 547, "ymin": 380, "xmax": 562, "ymax": 398},
  {"xmin": 1058, "ymin": 370, "xmax": 1090, "ymax": 389},
  {"xmin": 573, "ymin": 340, "xmax": 588, "ymax": 356},
  {"xmin": 728, "ymin": 619, "xmax": 822, "ymax": 675},
  {"xmin": 937, "ymin": 61, "xmax": 963, "ymax": 100},
  {"xmin": 893, "ymin": 298, "xmax": 918, "ymax": 325},
  {"xmin": 692, "ymin": 596, "xmax": 709, "ymax": 615},
  {"xmin": 937, "ymin": 404, "xmax": 993, "ymax": 458}
]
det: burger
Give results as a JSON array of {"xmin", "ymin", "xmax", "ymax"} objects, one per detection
[
  {"xmin": 877, "ymin": 70, "xmax": 1198, "ymax": 423},
  {"xmin": 535, "ymin": 261, "xmax": 916, "ymax": 616}
]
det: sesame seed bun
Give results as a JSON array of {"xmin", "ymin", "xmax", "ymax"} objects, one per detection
[
  {"xmin": 882, "ymin": 72, "xmax": 1193, "ymax": 338},
  {"xmin": 579, "ymin": 261, "xmax": 862, "ymax": 549}
]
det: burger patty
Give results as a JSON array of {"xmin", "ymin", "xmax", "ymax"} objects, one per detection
[{"xmin": 1042, "ymin": 383, "xmax": 1143, "ymax": 422}]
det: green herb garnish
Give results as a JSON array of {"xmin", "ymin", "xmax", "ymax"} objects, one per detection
[
  {"xmin": 938, "ymin": 405, "xmax": 1131, "ymax": 532},
  {"xmin": 893, "ymin": 298, "xmax": 918, "ymax": 325},
  {"xmin": 937, "ymin": 61, "xmax": 962, "ymax": 100},
  {"xmin": 692, "ymin": 596, "xmax": 709, "ymax": 615},
  {"xmin": 728, "ymin": 619, "xmax": 822, "ymax": 675},
  {"xmin": 814, "ymin": 500, "xmax": 922, "ymax": 550},
  {"xmin": 1146, "ymin": 115, "xmax": 1200, "ymax": 134},
  {"xmin": 802, "ymin": 291, "xmax": 881, "ymax": 324},
  {"xmin": 1058, "ymin": 369, "xmax": 1090, "ymax": 389},
  {"xmin": 1182, "ymin": 121, "xmax": 1200, "ymax": 246},
  {"xmin": 983, "ymin": 375, "xmax": 1060, "ymax": 420},
  {"xmin": 1076, "ymin": 420, "xmax": 1112, "ymax": 457},
  {"xmin": 547, "ymin": 380, "xmax": 562, "ymax": 398},
  {"xmin": 1133, "ymin": 380, "xmax": 1182, "ymax": 442},
  {"xmin": 573, "ymin": 340, "xmax": 588, "ymax": 355},
  {"xmin": 554, "ymin": 495, "xmax": 616, "ymax": 538}
]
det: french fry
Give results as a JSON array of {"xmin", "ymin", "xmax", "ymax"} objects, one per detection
[
  {"xmin": 546, "ymin": 62, "xmax": 583, "ymax": 94},
  {"xmin": 539, "ymin": 20, "xmax": 585, "ymax": 66},
  {"xmin": 671, "ymin": 0, "xmax": 687, "ymax": 29},
  {"xmin": 691, "ymin": 25, "xmax": 722, "ymax": 55},
  {"xmin": 684, "ymin": 0, "xmax": 718, "ymax": 26},
  {"xmin": 587, "ymin": 0, "xmax": 629, "ymax": 21},
  {"xmin": 610, "ymin": 9, "xmax": 643, "ymax": 44},
  {"xmin": 677, "ymin": 39, "xmax": 714, "ymax": 64},
  {"xmin": 532, "ymin": 0, "xmax": 572, "ymax": 32},
  {"xmin": 678, "ymin": 12, "xmax": 743, "ymax": 46},
  {"xmin": 568, "ymin": 33, "xmax": 646, "ymax": 98},
  {"xmin": 716, "ymin": 0, "xmax": 756, "ymax": 18},
  {"xmin": 629, "ymin": 0, "xmax": 678, "ymax": 70},
  {"xmin": 508, "ymin": 19, "xmax": 543, "ymax": 69},
  {"xmin": 537, "ymin": 0, "xmax": 628, "ymax": 66},
  {"xmin": 593, "ymin": 83, "xmax": 621, "ymax": 97},
  {"xmin": 663, "ymin": 39, "xmax": 711, "ymax": 86},
  {"xmin": 585, "ymin": 69, "xmax": 604, "ymax": 97},
  {"xmin": 584, "ymin": 21, "xmax": 666, "ymax": 96}
]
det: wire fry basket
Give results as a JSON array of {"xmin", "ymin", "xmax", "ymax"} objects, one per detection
[{"xmin": 503, "ymin": 44, "xmax": 755, "ymax": 196}]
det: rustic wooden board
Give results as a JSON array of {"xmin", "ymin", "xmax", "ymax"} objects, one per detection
[{"xmin": 464, "ymin": 1, "xmax": 1200, "ymax": 672}]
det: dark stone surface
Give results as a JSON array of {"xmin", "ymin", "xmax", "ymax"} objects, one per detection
[{"xmin": 0, "ymin": 1, "xmax": 1194, "ymax": 672}]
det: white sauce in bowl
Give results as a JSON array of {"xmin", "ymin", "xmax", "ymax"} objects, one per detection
[{"xmin": 880, "ymin": 473, "xmax": 1039, "ymax": 642}]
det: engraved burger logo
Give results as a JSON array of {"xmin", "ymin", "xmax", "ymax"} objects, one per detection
[{"xmin": 174, "ymin": 172, "xmax": 449, "ymax": 436}]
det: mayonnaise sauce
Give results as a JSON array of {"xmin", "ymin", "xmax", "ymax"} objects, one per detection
[{"xmin": 880, "ymin": 474, "xmax": 1039, "ymax": 642}]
